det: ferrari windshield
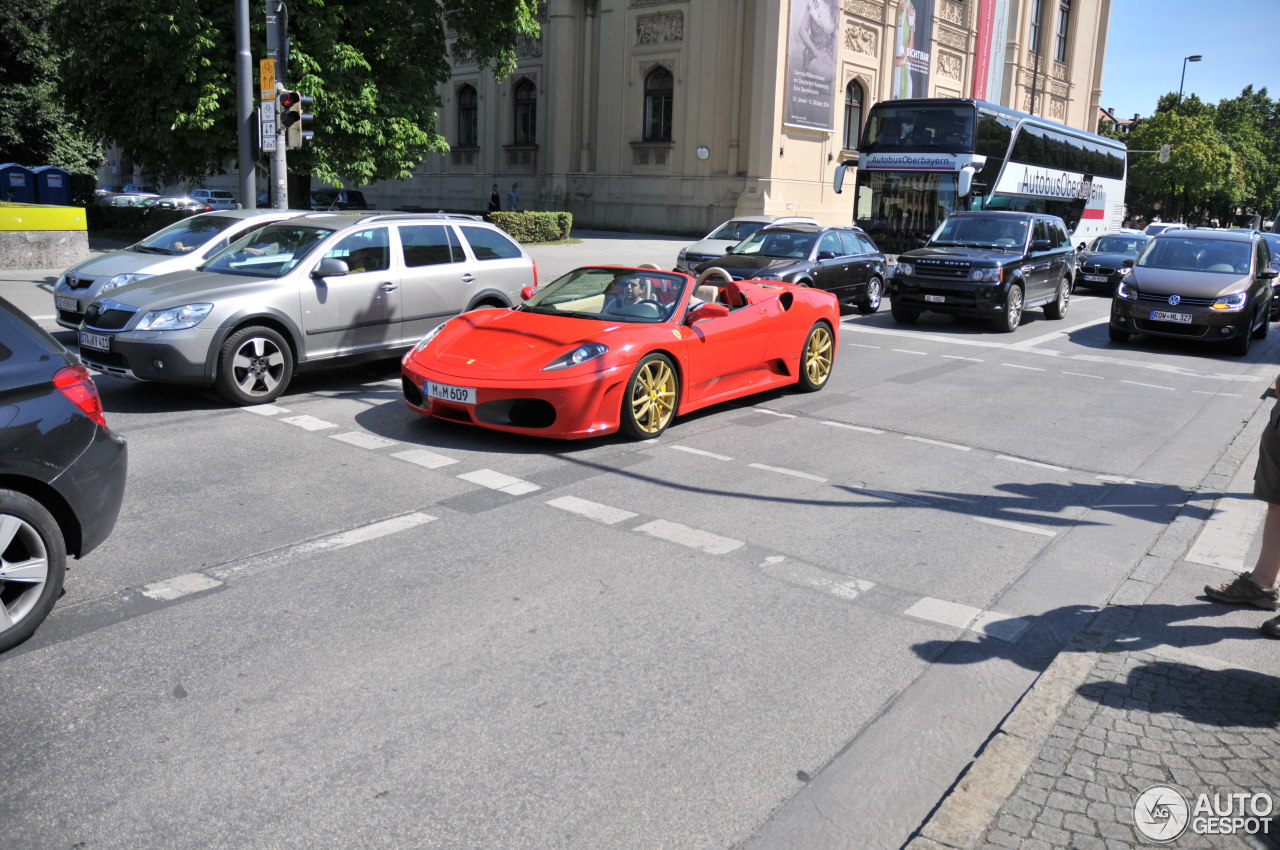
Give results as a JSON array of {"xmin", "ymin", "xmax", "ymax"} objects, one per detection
[
  {"xmin": 201, "ymin": 223, "xmax": 336, "ymax": 278},
  {"xmin": 521, "ymin": 267, "xmax": 690, "ymax": 322},
  {"xmin": 132, "ymin": 214, "xmax": 240, "ymax": 256},
  {"xmin": 731, "ymin": 230, "xmax": 817, "ymax": 260}
]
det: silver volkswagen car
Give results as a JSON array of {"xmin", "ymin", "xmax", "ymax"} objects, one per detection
[
  {"xmin": 54, "ymin": 208, "xmax": 307, "ymax": 329},
  {"xmin": 77, "ymin": 212, "xmax": 538, "ymax": 404}
]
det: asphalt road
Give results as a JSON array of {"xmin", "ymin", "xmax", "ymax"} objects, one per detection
[{"xmin": 3, "ymin": 240, "xmax": 1276, "ymax": 849}]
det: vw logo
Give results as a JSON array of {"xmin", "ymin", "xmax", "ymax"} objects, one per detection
[{"xmin": 1167, "ymin": 294, "xmax": 1181, "ymax": 306}]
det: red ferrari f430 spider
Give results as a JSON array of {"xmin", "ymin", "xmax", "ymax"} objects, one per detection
[{"xmin": 401, "ymin": 265, "xmax": 839, "ymax": 440}]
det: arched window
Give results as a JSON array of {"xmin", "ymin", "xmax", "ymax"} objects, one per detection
[
  {"xmin": 457, "ymin": 85, "xmax": 478, "ymax": 148},
  {"xmin": 843, "ymin": 80, "xmax": 864, "ymax": 150},
  {"xmin": 513, "ymin": 79, "xmax": 536, "ymax": 145},
  {"xmin": 644, "ymin": 67, "xmax": 673, "ymax": 142}
]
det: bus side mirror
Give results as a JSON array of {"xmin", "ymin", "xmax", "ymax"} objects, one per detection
[{"xmin": 957, "ymin": 167, "xmax": 974, "ymax": 197}]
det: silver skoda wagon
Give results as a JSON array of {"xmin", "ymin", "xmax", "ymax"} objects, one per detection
[{"xmin": 77, "ymin": 212, "xmax": 537, "ymax": 404}]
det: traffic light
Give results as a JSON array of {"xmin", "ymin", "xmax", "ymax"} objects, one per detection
[{"xmin": 280, "ymin": 90, "xmax": 314, "ymax": 149}]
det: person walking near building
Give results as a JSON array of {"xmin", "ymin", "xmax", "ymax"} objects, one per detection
[
  {"xmin": 507, "ymin": 183, "xmax": 520, "ymax": 212},
  {"xmin": 488, "ymin": 184, "xmax": 501, "ymax": 213},
  {"xmin": 1204, "ymin": 374, "xmax": 1280, "ymax": 637}
]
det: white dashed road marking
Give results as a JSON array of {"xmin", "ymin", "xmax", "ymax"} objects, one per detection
[
  {"xmin": 281, "ymin": 415, "xmax": 338, "ymax": 431},
  {"xmin": 546, "ymin": 496, "xmax": 638, "ymax": 525},
  {"xmin": 1001, "ymin": 363, "xmax": 1046, "ymax": 371},
  {"xmin": 904, "ymin": 597, "xmax": 1030, "ymax": 642},
  {"xmin": 141, "ymin": 573, "xmax": 223, "ymax": 601},
  {"xmin": 997, "ymin": 455, "xmax": 1070, "ymax": 472},
  {"xmin": 753, "ymin": 408, "xmax": 796, "ymax": 418},
  {"xmin": 633, "ymin": 519, "xmax": 743, "ymax": 555},
  {"xmin": 973, "ymin": 516, "xmax": 1057, "ymax": 537},
  {"xmin": 822, "ymin": 421, "xmax": 885, "ymax": 434},
  {"xmin": 331, "ymin": 432, "xmax": 401, "ymax": 450},
  {"xmin": 1097, "ymin": 474, "xmax": 1162, "ymax": 488},
  {"xmin": 671, "ymin": 445, "xmax": 734, "ymax": 461},
  {"xmin": 458, "ymin": 469, "xmax": 541, "ymax": 495},
  {"xmin": 748, "ymin": 463, "xmax": 828, "ymax": 482},
  {"xmin": 239, "ymin": 404, "xmax": 291, "ymax": 416},
  {"xmin": 208, "ymin": 512, "xmax": 437, "ymax": 581},
  {"xmin": 759, "ymin": 556, "xmax": 875, "ymax": 601},
  {"xmin": 392, "ymin": 448, "xmax": 458, "ymax": 468},
  {"xmin": 1122, "ymin": 380, "xmax": 1175, "ymax": 391},
  {"xmin": 904, "ymin": 435, "xmax": 971, "ymax": 451}
]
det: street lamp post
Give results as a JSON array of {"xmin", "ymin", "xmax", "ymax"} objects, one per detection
[{"xmin": 1176, "ymin": 54, "xmax": 1203, "ymax": 112}]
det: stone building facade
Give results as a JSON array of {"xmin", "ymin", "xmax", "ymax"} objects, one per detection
[{"xmin": 365, "ymin": 0, "xmax": 1114, "ymax": 234}]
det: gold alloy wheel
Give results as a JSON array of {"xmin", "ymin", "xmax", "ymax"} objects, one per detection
[
  {"xmin": 631, "ymin": 358, "xmax": 677, "ymax": 434},
  {"xmin": 804, "ymin": 325, "xmax": 833, "ymax": 386}
]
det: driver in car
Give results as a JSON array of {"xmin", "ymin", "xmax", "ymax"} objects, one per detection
[{"xmin": 606, "ymin": 276, "xmax": 649, "ymax": 311}]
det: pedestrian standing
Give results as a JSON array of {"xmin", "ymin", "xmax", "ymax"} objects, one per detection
[
  {"xmin": 487, "ymin": 184, "xmax": 501, "ymax": 213},
  {"xmin": 507, "ymin": 183, "xmax": 520, "ymax": 212},
  {"xmin": 1204, "ymin": 373, "xmax": 1280, "ymax": 637}
]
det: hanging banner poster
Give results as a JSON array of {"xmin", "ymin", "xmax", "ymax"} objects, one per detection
[
  {"xmin": 784, "ymin": 0, "xmax": 839, "ymax": 131},
  {"xmin": 971, "ymin": 0, "xmax": 1010, "ymax": 101},
  {"xmin": 891, "ymin": 0, "xmax": 935, "ymax": 100}
]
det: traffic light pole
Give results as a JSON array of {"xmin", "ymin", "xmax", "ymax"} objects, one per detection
[{"xmin": 265, "ymin": 1, "xmax": 288, "ymax": 210}]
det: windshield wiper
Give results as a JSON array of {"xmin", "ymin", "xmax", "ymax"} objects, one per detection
[{"xmin": 131, "ymin": 245, "xmax": 172, "ymax": 255}]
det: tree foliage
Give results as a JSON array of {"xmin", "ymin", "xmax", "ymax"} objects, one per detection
[
  {"xmin": 1123, "ymin": 87, "xmax": 1280, "ymax": 225},
  {"xmin": 54, "ymin": 0, "xmax": 539, "ymax": 185},
  {"xmin": 0, "ymin": 0, "xmax": 101, "ymax": 171}
]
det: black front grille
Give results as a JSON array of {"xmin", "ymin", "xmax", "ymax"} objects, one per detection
[
  {"xmin": 914, "ymin": 261, "xmax": 972, "ymax": 279},
  {"xmin": 1136, "ymin": 292, "xmax": 1216, "ymax": 307},
  {"xmin": 83, "ymin": 305, "xmax": 135, "ymax": 330},
  {"xmin": 65, "ymin": 275, "xmax": 96, "ymax": 290},
  {"xmin": 81, "ymin": 350, "xmax": 131, "ymax": 369},
  {"xmin": 1081, "ymin": 264, "xmax": 1116, "ymax": 275},
  {"xmin": 57, "ymin": 308, "xmax": 84, "ymax": 324}
]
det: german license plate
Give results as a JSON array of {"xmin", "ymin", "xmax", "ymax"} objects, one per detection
[
  {"xmin": 924, "ymin": 294, "xmax": 945, "ymax": 303},
  {"xmin": 1149, "ymin": 311, "xmax": 1192, "ymax": 324},
  {"xmin": 78, "ymin": 331, "xmax": 112, "ymax": 351},
  {"xmin": 1083, "ymin": 274, "xmax": 1107, "ymax": 283},
  {"xmin": 427, "ymin": 381, "xmax": 476, "ymax": 404},
  {"xmin": 56, "ymin": 295, "xmax": 78, "ymax": 311}
]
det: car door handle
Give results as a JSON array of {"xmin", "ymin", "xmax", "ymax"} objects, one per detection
[
  {"xmin": 461, "ymin": 273, "xmax": 476, "ymax": 283},
  {"xmin": 379, "ymin": 282, "xmax": 398, "ymax": 292}
]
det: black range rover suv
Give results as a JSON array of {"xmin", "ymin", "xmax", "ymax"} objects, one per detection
[{"xmin": 889, "ymin": 211, "xmax": 1076, "ymax": 332}]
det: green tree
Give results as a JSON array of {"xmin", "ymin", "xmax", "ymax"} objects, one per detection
[
  {"xmin": 1210, "ymin": 86, "xmax": 1280, "ymax": 222},
  {"xmin": 1125, "ymin": 109, "xmax": 1235, "ymax": 224},
  {"xmin": 0, "ymin": 0, "xmax": 101, "ymax": 171},
  {"xmin": 54, "ymin": 0, "xmax": 539, "ymax": 185}
]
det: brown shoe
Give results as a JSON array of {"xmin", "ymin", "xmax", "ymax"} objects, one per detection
[
  {"xmin": 1204, "ymin": 572, "xmax": 1279, "ymax": 610},
  {"xmin": 1263, "ymin": 615, "xmax": 1280, "ymax": 639}
]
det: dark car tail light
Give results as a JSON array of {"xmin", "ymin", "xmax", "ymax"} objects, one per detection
[{"xmin": 53, "ymin": 364, "xmax": 108, "ymax": 428}]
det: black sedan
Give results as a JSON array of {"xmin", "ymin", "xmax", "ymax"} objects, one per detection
[
  {"xmin": 1262, "ymin": 232, "xmax": 1280, "ymax": 320},
  {"xmin": 1077, "ymin": 232, "xmax": 1149, "ymax": 292},
  {"xmin": 694, "ymin": 224, "xmax": 888, "ymax": 314},
  {"xmin": 0, "ymin": 296, "xmax": 128, "ymax": 652}
]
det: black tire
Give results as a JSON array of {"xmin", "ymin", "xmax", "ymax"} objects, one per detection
[
  {"xmin": 1043, "ymin": 277, "xmax": 1071, "ymax": 320},
  {"xmin": 890, "ymin": 302, "xmax": 920, "ymax": 324},
  {"xmin": 857, "ymin": 277, "xmax": 883, "ymax": 314},
  {"xmin": 797, "ymin": 322, "xmax": 835, "ymax": 392},
  {"xmin": 992, "ymin": 284, "xmax": 1024, "ymax": 333},
  {"xmin": 619, "ymin": 353, "xmax": 679, "ymax": 440},
  {"xmin": 1230, "ymin": 320, "xmax": 1253, "ymax": 356},
  {"xmin": 1108, "ymin": 325, "xmax": 1130, "ymax": 343},
  {"xmin": 214, "ymin": 326, "xmax": 295, "ymax": 405},
  {"xmin": 0, "ymin": 489, "xmax": 66, "ymax": 653}
]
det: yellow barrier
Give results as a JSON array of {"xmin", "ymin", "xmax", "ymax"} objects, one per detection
[{"xmin": 0, "ymin": 202, "xmax": 87, "ymax": 231}]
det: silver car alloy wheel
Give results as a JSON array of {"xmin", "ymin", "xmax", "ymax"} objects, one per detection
[
  {"xmin": 0, "ymin": 513, "xmax": 50, "ymax": 633},
  {"xmin": 230, "ymin": 335, "xmax": 288, "ymax": 397}
]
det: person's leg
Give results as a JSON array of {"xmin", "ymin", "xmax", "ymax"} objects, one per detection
[{"xmin": 1204, "ymin": 502, "xmax": 1280, "ymax": 610}]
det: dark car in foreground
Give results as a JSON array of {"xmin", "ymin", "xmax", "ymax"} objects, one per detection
[
  {"xmin": 0, "ymin": 296, "xmax": 128, "ymax": 652},
  {"xmin": 890, "ymin": 211, "xmax": 1076, "ymax": 332},
  {"xmin": 1077, "ymin": 232, "xmax": 1150, "ymax": 292},
  {"xmin": 1262, "ymin": 232, "xmax": 1280, "ymax": 320},
  {"xmin": 1109, "ymin": 229, "xmax": 1276, "ymax": 356},
  {"xmin": 693, "ymin": 224, "xmax": 887, "ymax": 313}
]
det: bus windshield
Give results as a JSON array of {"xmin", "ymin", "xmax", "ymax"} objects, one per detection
[
  {"xmin": 861, "ymin": 104, "xmax": 975, "ymax": 152},
  {"xmin": 854, "ymin": 170, "xmax": 961, "ymax": 255}
]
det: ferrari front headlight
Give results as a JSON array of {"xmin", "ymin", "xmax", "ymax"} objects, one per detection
[{"xmin": 543, "ymin": 343, "xmax": 608, "ymax": 371}]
